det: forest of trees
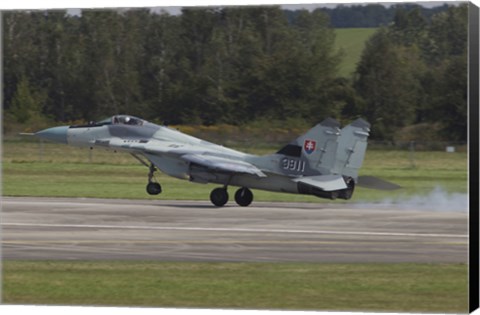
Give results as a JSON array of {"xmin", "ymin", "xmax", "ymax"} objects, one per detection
[{"xmin": 3, "ymin": 4, "xmax": 468, "ymax": 141}]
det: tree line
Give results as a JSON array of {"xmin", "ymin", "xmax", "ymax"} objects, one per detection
[{"xmin": 3, "ymin": 4, "xmax": 468, "ymax": 141}]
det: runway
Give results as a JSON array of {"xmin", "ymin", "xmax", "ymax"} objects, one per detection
[{"xmin": 1, "ymin": 197, "xmax": 468, "ymax": 263}]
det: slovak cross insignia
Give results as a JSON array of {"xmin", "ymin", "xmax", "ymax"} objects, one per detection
[{"xmin": 304, "ymin": 139, "xmax": 316, "ymax": 154}]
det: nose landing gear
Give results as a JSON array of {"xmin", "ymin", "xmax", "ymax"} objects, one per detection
[
  {"xmin": 146, "ymin": 164, "xmax": 162, "ymax": 195},
  {"xmin": 147, "ymin": 182, "xmax": 162, "ymax": 195},
  {"xmin": 131, "ymin": 154, "xmax": 163, "ymax": 196}
]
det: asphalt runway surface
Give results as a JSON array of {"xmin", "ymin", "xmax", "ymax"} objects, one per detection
[{"xmin": 1, "ymin": 197, "xmax": 468, "ymax": 263}]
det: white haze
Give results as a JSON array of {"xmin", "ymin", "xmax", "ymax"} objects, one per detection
[{"xmin": 356, "ymin": 186, "xmax": 468, "ymax": 212}]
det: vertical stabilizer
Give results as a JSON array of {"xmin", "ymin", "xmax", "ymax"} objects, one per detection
[
  {"xmin": 275, "ymin": 118, "xmax": 341, "ymax": 175},
  {"xmin": 333, "ymin": 118, "xmax": 370, "ymax": 181}
]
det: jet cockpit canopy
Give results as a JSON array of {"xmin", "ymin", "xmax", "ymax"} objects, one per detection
[
  {"xmin": 96, "ymin": 115, "xmax": 145, "ymax": 126},
  {"xmin": 113, "ymin": 115, "xmax": 144, "ymax": 126}
]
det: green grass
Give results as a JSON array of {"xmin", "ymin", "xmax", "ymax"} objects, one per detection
[
  {"xmin": 2, "ymin": 141, "xmax": 467, "ymax": 202},
  {"xmin": 335, "ymin": 28, "xmax": 378, "ymax": 77},
  {"xmin": 2, "ymin": 261, "xmax": 468, "ymax": 312},
  {"xmin": 357, "ymin": 149, "xmax": 467, "ymax": 201}
]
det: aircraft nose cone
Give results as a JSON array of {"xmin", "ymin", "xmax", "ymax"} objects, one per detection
[{"xmin": 35, "ymin": 126, "xmax": 69, "ymax": 144}]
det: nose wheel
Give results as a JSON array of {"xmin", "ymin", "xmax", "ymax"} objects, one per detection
[
  {"xmin": 130, "ymin": 154, "xmax": 163, "ymax": 196},
  {"xmin": 147, "ymin": 182, "xmax": 162, "ymax": 195},
  {"xmin": 146, "ymin": 163, "xmax": 162, "ymax": 195}
]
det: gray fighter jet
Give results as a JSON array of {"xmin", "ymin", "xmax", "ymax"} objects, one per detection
[{"xmin": 35, "ymin": 115, "xmax": 398, "ymax": 206}]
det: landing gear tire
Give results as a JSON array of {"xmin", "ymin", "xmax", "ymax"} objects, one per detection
[
  {"xmin": 234, "ymin": 187, "xmax": 253, "ymax": 207},
  {"xmin": 144, "ymin": 163, "xmax": 162, "ymax": 195},
  {"xmin": 210, "ymin": 187, "xmax": 229, "ymax": 207},
  {"xmin": 147, "ymin": 182, "xmax": 162, "ymax": 195}
]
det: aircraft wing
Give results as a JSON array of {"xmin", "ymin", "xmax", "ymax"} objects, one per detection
[
  {"xmin": 292, "ymin": 175, "xmax": 347, "ymax": 191},
  {"xmin": 182, "ymin": 154, "xmax": 267, "ymax": 177},
  {"xmin": 99, "ymin": 138, "xmax": 266, "ymax": 177}
]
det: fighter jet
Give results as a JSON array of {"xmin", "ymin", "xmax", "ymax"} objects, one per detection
[{"xmin": 35, "ymin": 115, "xmax": 399, "ymax": 206}]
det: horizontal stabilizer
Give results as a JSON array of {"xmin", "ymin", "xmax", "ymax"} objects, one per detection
[
  {"xmin": 293, "ymin": 175, "xmax": 347, "ymax": 192},
  {"xmin": 357, "ymin": 176, "xmax": 401, "ymax": 190},
  {"xmin": 182, "ymin": 154, "xmax": 266, "ymax": 177}
]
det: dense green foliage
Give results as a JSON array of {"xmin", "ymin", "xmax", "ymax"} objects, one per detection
[
  {"xmin": 3, "ymin": 4, "xmax": 468, "ymax": 141},
  {"xmin": 350, "ymin": 5, "xmax": 468, "ymax": 140}
]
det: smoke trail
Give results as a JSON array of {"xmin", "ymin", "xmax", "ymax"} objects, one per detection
[{"xmin": 356, "ymin": 186, "xmax": 468, "ymax": 212}]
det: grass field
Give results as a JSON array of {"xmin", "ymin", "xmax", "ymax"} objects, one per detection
[
  {"xmin": 2, "ymin": 261, "xmax": 468, "ymax": 312},
  {"xmin": 335, "ymin": 28, "xmax": 378, "ymax": 77}
]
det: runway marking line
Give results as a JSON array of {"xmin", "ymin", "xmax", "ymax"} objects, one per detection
[{"xmin": 2, "ymin": 222, "xmax": 467, "ymax": 239}]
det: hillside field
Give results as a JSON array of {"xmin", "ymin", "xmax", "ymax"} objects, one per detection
[{"xmin": 334, "ymin": 28, "xmax": 378, "ymax": 77}]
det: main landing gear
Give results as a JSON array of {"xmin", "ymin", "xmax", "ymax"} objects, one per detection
[
  {"xmin": 235, "ymin": 187, "xmax": 253, "ymax": 207},
  {"xmin": 210, "ymin": 187, "xmax": 253, "ymax": 207}
]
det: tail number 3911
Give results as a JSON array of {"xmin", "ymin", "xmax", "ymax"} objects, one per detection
[{"xmin": 282, "ymin": 158, "xmax": 306, "ymax": 173}]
